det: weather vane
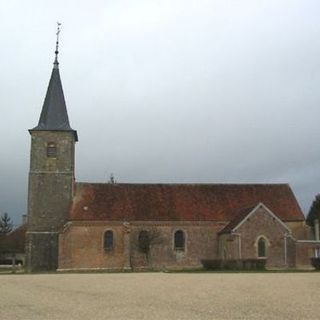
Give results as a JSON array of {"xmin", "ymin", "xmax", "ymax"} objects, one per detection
[{"xmin": 54, "ymin": 22, "xmax": 62, "ymax": 66}]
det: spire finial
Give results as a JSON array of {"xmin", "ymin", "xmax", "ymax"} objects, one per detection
[{"xmin": 54, "ymin": 22, "xmax": 62, "ymax": 68}]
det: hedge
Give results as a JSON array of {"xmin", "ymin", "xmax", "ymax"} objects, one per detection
[
  {"xmin": 310, "ymin": 257, "xmax": 320, "ymax": 270},
  {"xmin": 201, "ymin": 259, "xmax": 266, "ymax": 271}
]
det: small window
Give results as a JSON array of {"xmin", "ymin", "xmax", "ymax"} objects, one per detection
[
  {"xmin": 47, "ymin": 142, "xmax": 57, "ymax": 158},
  {"xmin": 258, "ymin": 237, "xmax": 266, "ymax": 258},
  {"xmin": 174, "ymin": 230, "xmax": 185, "ymax": 251},
  {"xmin": 104, "ymin": 230, "xmax": 114, "ymax": 251}
]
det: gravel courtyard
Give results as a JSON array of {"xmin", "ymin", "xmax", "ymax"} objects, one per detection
[{"xmin": 0, "ymin": 272, "xmax": 319, "ymax": 320}]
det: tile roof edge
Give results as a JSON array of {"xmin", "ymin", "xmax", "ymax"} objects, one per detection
[{"xmin": 75, "ymin": 182, "xmax": 291, "ymax": 187}]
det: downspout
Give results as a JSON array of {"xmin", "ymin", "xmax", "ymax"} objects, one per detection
[{"xmin": 284, "ymin": 233, "xmax": 287, "ymax": 266}]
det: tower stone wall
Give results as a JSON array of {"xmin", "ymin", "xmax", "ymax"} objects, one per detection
[{"xmin": 26, "ymin": 131, "xmax": 75, "ymax": 272}]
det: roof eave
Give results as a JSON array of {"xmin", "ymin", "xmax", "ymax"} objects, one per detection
[{"xmin": 29, "ymin": 128, "xmax": 78, "ymax": 142}]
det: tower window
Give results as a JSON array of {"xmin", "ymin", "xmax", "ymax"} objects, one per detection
[
  {"xmin": 47, "ymin": 142, "xmax": 57, "ymax": 158},
  {"xmin": 104, "ymin": 230, "xmax": 114, "ymax": 251},
  {"xmin": 174, "ymin": 230, "xmax": 185, "ymax": 251}
]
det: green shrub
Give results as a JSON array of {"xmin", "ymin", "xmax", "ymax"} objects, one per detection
[
  {"xmin": 201, "ymin": 259, "xmax": 266, "ymax": 271},
  {"xmin": 201, "ymin": 260, "xmax": 220, "ymax": 270}
]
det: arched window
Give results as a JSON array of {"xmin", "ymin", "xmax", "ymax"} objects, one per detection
[
  {"xmin": 47, "ymin": 142, "xmax": 57, "ymax": 158},
  {"xmin": 174, "ymin": 230, "xmax": 185, "ymax": 251},
  {"xmin": 258, "ymin": 237, "xmax": 266, "ymax": 258},
  {"xmin": 104, "ymin": 230, "xmax": 114, "ymax": 251}
]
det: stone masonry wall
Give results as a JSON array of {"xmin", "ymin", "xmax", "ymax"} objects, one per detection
[
  {"xmin": 27, "ymin": 131, "xmax": 75, "ymax": 272},
  {"xmin": 58, "ymin": 221, "xmax": 227, "ymax": 270},
  {"xmin": 285, "ymin": 221, "xmax": 312, "ymax": 240},
  {"xmin": 25, "ymin": 232, "xmax": 59, "ymax": 271},
  {"xmin": 234, "ymin": 207, "xmax": 290, "ymax": 268},
  {"xmin": 28, "ymin": 131, "xmax": 75, "ymax": 232}
]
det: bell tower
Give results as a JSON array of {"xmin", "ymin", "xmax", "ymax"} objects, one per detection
[{"xmin": 26, "ymin": 24, "xmax": 78, "ymax": 272}]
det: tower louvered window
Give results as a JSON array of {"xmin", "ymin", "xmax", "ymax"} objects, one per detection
[{"xmin": 47, "ymin": 142, "xmax": 57, "ymax": 158}]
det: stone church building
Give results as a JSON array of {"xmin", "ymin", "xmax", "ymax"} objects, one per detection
[{"xmin": 25, "ymin": 48, "xmax": 320, "ymax": 272}]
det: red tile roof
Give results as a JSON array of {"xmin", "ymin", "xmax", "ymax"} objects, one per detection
[
  {"xmin": 218, "ymin": 206, "xmax": 256, "ymax": 234},
  {"xmin": 69, "ymin": 183, "xmax": 304, "ymax": 222}
]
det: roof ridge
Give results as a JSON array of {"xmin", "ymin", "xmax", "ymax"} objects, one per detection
[{"xmin": 75, "ymin": 182, "xmax": 290, "ymax": 187}]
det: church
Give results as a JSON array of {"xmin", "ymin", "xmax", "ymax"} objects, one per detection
[{"xmin": 25, "ymin": 38, "xmax": 320, "ymax": 272}]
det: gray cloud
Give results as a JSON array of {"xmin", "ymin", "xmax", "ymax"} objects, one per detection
[{"xmin": 0, "ymin": 0, "xmax": 319, "ymax": 225}]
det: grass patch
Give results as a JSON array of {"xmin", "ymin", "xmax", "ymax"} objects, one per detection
[{"xmin": 165, "ymin": 267, "xmax": 317, "ymax": 273}]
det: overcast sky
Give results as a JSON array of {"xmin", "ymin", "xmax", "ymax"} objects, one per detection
[{"xmin": 1, "ymin": 0, "xmax": 319, "ymax": 225}]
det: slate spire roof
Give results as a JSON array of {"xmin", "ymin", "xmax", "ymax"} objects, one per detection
[{"xmin": 30, "ymin": 26, "xmax": 78, "ymax": 141}]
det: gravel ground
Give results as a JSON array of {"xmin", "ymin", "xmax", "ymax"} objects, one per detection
[{"xmin": 0, "ymin": 272, "xmax": 319, "ymax": 320}]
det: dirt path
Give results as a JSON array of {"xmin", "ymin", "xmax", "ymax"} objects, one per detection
[{"xmin": 0, "ymin": 273, "xmax": 319, "ymax": 319}]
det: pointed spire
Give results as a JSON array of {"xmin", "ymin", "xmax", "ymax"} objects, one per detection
[{"xmin": 30, "ymin": 23, "xmax": 78, "ymax": 141}]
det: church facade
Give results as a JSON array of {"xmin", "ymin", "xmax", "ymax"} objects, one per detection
[{"xmin": 25, "ymin": 50, "xmax": 320, "ymax": 272}]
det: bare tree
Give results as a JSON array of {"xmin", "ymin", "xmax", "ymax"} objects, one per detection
[{"xmin": 133, "ymin": 227, "xmax": 164, "ymax": 268}]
